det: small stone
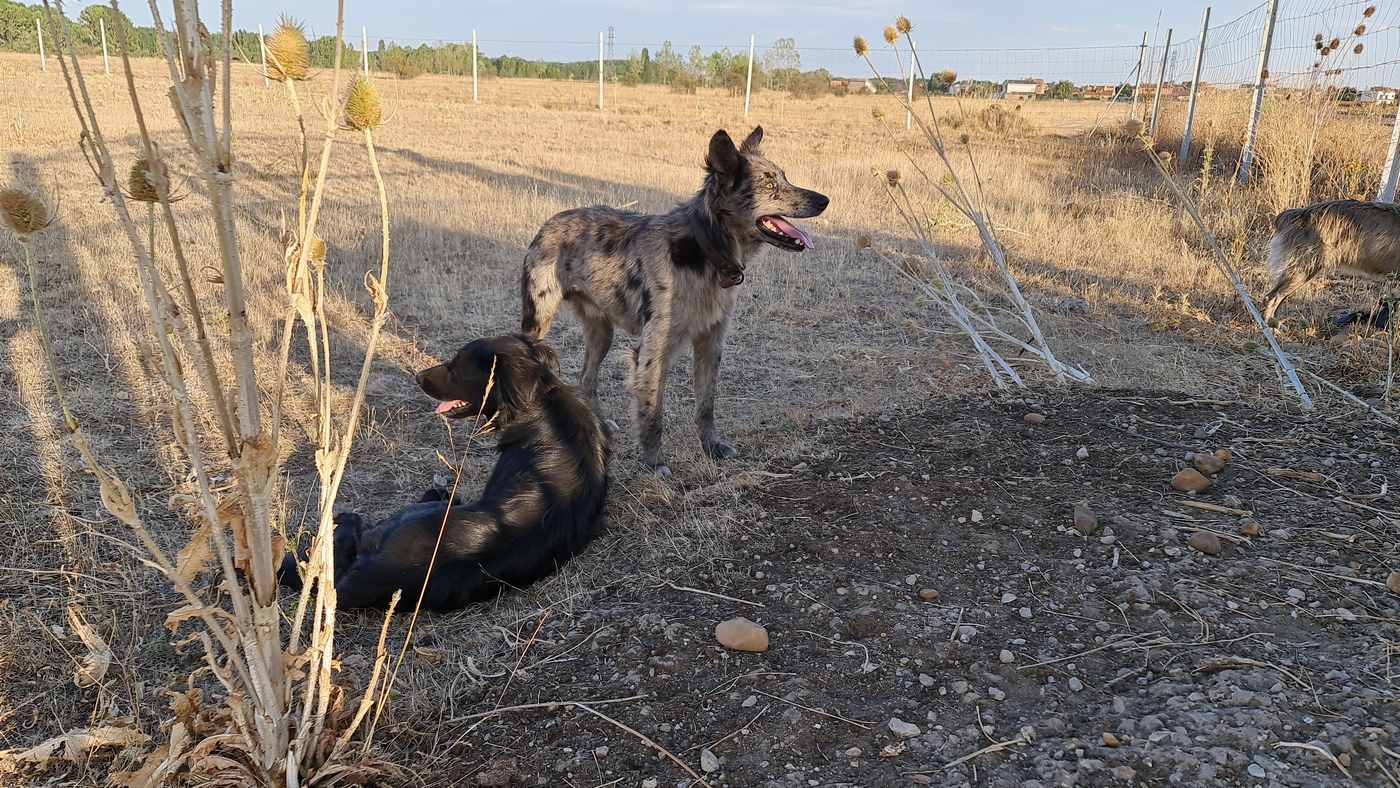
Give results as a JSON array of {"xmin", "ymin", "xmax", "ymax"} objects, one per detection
[
  {"xmin": 971, "ymin": 509, "xmax": 984, "ymax": 523},
  {"xmin": 988, "ymin": 687, "xmax": 1006, "ymax": 701},
  {"xmin": 918, "ymin": 588, "xmax": 940, "ymax": 602},
  {"xmin": 1192, "ymin": 451, "xmax": 1227, "ymax": 475},
  {"xmin": 742, "ymin": 694, "xmax": 758, "ymax": 708},
  {"xmin": 1387, "ymin": 571, "xmax": 1400, "ymax": 595},
  {"xmin": 700, "ymin": 748, "xmax": 720, "ymax": 773},
  {"xmin": 1171, "ymin": 468, "xmax": 1211, "ymax": 493},
  {"xmin": 593, "ymin": 746, "xmax": 609, "ymax": 758},
  {"xmin": 1072, "ymin": 501, "xmax": 1099, "ymax": 536},
  {"xmin": 1024, "ymin": 412, "xmax": 1046, "ymax": 425},
  {"xmin": 845, "ymin": 747, "xmax": 863, "ymax": 758},
  {"xmin": 999, "ymin": 649, "xmax": 1015, "ymax": 664},
  {"xmin": 642, "ymin": 779, "xmax": 659, "ymax": 788},
  {"xmin": 1248, "ymin": 763, "xmax": 1266, "ymax": 778},
  {"xmin": 1102, "ymin": 732, "xmax": 1120, "ymax": 747},
  {"xmin": 1019, "ymin": 607, "xmax": 1033, "ymax": 619},
  {"xmin": 889, "ymin": 717, "xmax": 921, "ymax": 738},
  {"xmin": 1187, "ymin": 531, "xmax": 1222, "ymax": 556},
  {"xmin": 1239, "ymin": 520, "xmax": 1262, "ymax": 537},
  {"xmin": 919, "ymin": 673, "xmax": 935, "ymax": 687},
  {"xmin": 1076, "ymin": 447, "xmax": 1090, "ymax": 460},
  {"xmin": 956, "ymin": 624, "xmax": 977, "ymax": 642},
  {"xmin": 1068, "ymin": 677, "xmax": 1085, "ymax": 692},
  {"xmin": 1000, "ymin": 592, "xmax": 1018, "ymax": 604},
  {"xmin": 715, "ymin": 617, "xmax": 769, "ymax": 652}
]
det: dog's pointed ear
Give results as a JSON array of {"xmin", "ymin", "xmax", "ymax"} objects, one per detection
[
  {"xmin": 740, "ymin": 125, "xmax": 764, "ymax": 154},
  {"xmin": 706, "ymin": 129, "xmax": 740, "ymax": 175}
]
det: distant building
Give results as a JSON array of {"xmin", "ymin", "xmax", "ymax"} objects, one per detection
[
  {"xmin": 830, "ymin": 78, "xmax": 876, "ymax": 94},
  {"xmin": 1000, "ymin": 78, "xmax": 1045, "ymax": 99},
  {"xmin": 1137, "ymin": 83, "xmax": 1189, "ymax": 100},
  {"xmin": 1361, "ymin": 86, "xmax": 1399, "ymax": 104},
  {"xmin": 1076, "ymin": 84, "xmax": 1120, "ymax": 100}
]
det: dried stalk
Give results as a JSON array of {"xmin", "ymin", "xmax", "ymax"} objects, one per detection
[{"xmin": 1136, "ymin": 136, "xmax": 1313, "ymax": 410}]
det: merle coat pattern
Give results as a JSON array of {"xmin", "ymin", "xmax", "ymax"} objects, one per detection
[
  {"xmin": 519, "ymin": 126, "xmax": 829, "ymax": 475},
  {"xmin": 278, "ymin": 334, "xmax": 609, "ymax": 610}
]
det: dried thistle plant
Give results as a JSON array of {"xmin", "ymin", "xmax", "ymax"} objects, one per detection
[
  {"xmin": 855, "ymin": 16, "xmax": 1092, "ymax": 387},
  {"xmin": 36, "ymin": 0, "xmax": 403, "ymax": 782},
  {"xmin": 883, "ymin": 26, "xmax": 898, "ymax": 45}
]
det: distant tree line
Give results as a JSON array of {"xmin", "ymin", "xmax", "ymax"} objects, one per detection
[{"xmin": 2, "ymin": 6, "xmax": 982, "ymax": 102}]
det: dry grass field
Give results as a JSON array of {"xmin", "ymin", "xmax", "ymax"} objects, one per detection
[{"xmin": 1, "ymin": 49, "xmax": 1398, "ymax": 786}]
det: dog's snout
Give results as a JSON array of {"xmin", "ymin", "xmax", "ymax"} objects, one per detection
[{"xmin": 809, "ymin": 192, "xmax": 830, "ymax": 215}]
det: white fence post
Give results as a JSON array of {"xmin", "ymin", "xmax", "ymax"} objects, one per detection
[
  {"xmin": 100, "ymin": 18, "xmax": 110, "ymax": 76},
  {"xmin": 258, "ymin": 23, "xmax": 269, "ymax": 87},
  {"xmin": 744, "ymin": 34, "xmax": 755, "ymax": 116},
  {"xmin": 472, "ymin": 29, "xmax": 479, "ymax": 103},
  {"xmin": 36, "ymin": 18, "xmax": 45, "ymax": 73},
  {"xmin": 362, "ymin": 26, "xmax": 369, "ymax": 78},
  {"xmin": 1148, "ymin": 28, "xmax": 1172, "ymax": 136},
  {"xmin": 1129, "ymin": 32, "xmax": 1146, "ymax": 120},
  {"xmin": 1378, "ymin": 110, "xmax": 1400, "ymax": 201},
  {"xmin": 1238, "ymin": 0, "xmax": 1280, "ymax": 184},
  {"xmin": 598, "ymin": 32, "xmax": 604, "ymax": 111},
  {"xmin": 1179, "ymin": 7, "xmax": 1211, "ymax": 168}
]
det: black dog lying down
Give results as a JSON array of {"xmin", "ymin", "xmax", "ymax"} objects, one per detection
[{"xmin": 279, "ymin": 334, "xmax": 609, "ymax": 610}]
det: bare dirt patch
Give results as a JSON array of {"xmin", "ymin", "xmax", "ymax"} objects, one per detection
[{"xmin": 338, "ymin": 388, "xmax": 1397, "ymax": 787}]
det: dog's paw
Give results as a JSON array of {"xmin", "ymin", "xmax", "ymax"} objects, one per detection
[{"xmin": 704, "ymin": 440, "xmax": 738, "ymax": 460}]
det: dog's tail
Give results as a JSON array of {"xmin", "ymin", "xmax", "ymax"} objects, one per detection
[{"xmin": 521, "ymin": 229, "xmax": 564, "ymax": 339}]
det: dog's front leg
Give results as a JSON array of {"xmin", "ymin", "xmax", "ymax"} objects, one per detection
[
  {"xmin": 693, "ymin": 319, "xmax": 736, "ymax": 460},
  {"xmin": 632, "ymin": 318, "xmax": 673, "ymax": 476}
]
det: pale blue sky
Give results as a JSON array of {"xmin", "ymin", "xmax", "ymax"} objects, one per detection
[{"xmin": 93, "ymin": 1, "xmax": 1396, "ymax": 86}]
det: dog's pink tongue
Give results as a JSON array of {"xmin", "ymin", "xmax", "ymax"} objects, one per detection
[
  {"xmin": 771, "ymin": 216, "xmax": 813, "ymax": 249},
  {"xmin": 435, "ymin": 399, "xmax": 466, "ymax": 415}
]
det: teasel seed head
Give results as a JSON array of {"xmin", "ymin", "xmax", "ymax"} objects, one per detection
[
  {"xmin": 1355, "ymin": 24, "xmax": 1367, "ymax": 35},
  {"xmin": 0, "ymin": 188, "xmax": 53, "ymax": 237},
  {"xmin": 126, "ymin": 158, "xmax": 161, "ymax": 203},
  {"xmin": 853, "ymin": 36, "xmax": 869, "ymax": 57},
  {"xmin": 896, "ymin": 17, "xmax": 912, "ymax": 34},
  {"xmin": 883, "ymin": 26, "xmax": 898, "ymax": 45},
  {"xmin": 1364, "ymin": 5, "xmax": 1376, "ymax": 18},
  {"xmin": 1355, "ymin": 43, "xmax": 1365, "ymax": 54},
  {"xmin": 266, "ymin": 18, "xmax": 310, "ymax": 82},
  {"xmin": 343, "ymin": 78, "xmax": 383, "ymax": 131},
  {"xmin": 885, "ymin": 169, "xmax": 901, "ymax": 187}
]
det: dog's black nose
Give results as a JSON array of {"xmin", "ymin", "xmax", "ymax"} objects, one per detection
[{"xmin": 810, "ymin": 193, "xmax": 830, "ymax": 214}]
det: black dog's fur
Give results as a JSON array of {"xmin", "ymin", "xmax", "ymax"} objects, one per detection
[{"xmin": 278, "ymin": 334, "xmax": 609, "ymax": 610}]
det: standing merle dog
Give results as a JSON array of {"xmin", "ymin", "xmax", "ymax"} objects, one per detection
[
  {"xmin": 519, "ymin": 126, "xmax": 829, "ymax": 476},
  {"xmin": 278, "ymin": 334, "xmax": 609, "ymax": 610}
]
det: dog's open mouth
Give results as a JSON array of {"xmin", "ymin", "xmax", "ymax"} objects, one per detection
[
  {"xmin": 757, "ymin": 215, "xmax": 813, "ymax": 251},
  {"xmin": 433, "ymin": 399, "xmax": 474, "ymax": 419}
]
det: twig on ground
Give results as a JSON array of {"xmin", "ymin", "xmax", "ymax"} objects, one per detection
[
  {"xmin": 664, "ymin": 581, "xmax": 764, "ymax": 608},
  {"xmin": 684, "ymin": 704, "xmax": 771, "ymax": 754},
  {"xmin": 1274, "ymin": 741, "xmax": 1353, "ymax": 779},
  {"xmin": 751, "ymin": 689, "xmax": 872, "ymax": 729}
]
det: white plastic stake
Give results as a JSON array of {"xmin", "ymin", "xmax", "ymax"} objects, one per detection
[
  {"xmin": 1148, "ymin": 27, "xmax": 1172, "ymax": 136},
  {"xmin": 362, "ymin": 26, "xmax": 369, "ymax": 77},
  {"xmin": 598, "ymin": 31, "xmax": 605, "ymax": 110},
  {"xmin": 100, "ymin": 18, "xmax": 110, "ymax": 76},
  {"xmin": 1378, "ymin": 108, "xmax": 1400, "ymax": 201},
  {"xmin": 1179, "ymin": 7, "xmax": 1211, "ymax": 167},
  {"xmin": 744, "ymin": 34, "xmax": 755, "ymax": 116},
  {"xmin": 1238, "ymin": 0, "xmax": 1280, "ymax": 183},
  {"xmin": 905, "ymin": 49, "xmax": 916, "ymax": 128},
  {"xmin": 472, "ymin": 29, "xmax": 479, "ymax": 103},
  {"xmin": 258, "ymin": 24, "xmax": 268, "ymax": 87},
  {"xmin": 37, "ymin": 18, "xmax": 46, "ymax": 73}
]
